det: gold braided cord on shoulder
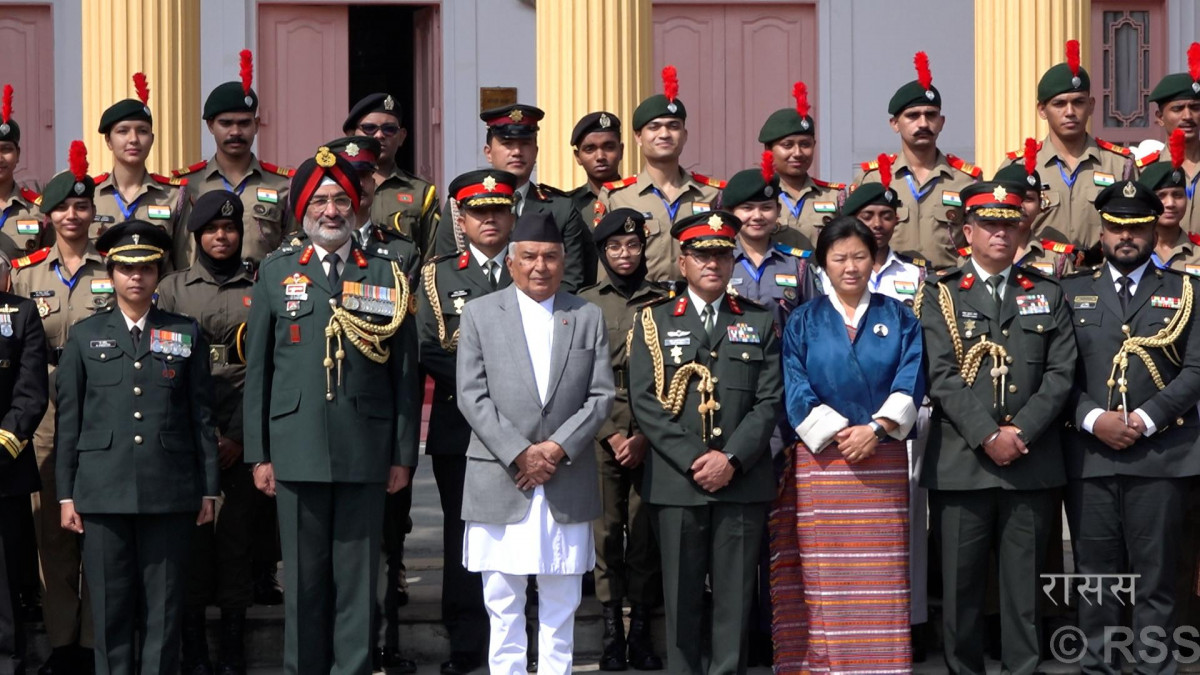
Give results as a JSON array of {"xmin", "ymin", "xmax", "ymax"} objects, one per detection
[
  {"xmin": 421, "ymin": 261, "xmax": 459, "ymax": 352},
  {"xmin": 323, "ymin": 261, "xmax": 410, "ymax": 400},
  {"xmin": 1107, "ymin": 277, "xmax": 1193, "ymax": 403},
  {"xmin": 936, "ymin": 283, "xmax": 1011, "ymax": 407},
  {"xmin": 912, "ymin": 280, "xmax": 927, "ymax": 319},
  {"xmin": 638, "ymin": 307, "xmax": 718, "ymax": 440}
]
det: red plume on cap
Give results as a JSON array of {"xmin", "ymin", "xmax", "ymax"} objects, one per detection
[
  {"xmin": 761, "ymin": 150, "xmax": 775, "ymax": 183},
  {"xmin": 1, "ymin": 84, "xmax": 11, "ymax": 125},
  {"xmin": 69, "ymin": 140, "xmax": 88, "ymax": 182},
  {"xmin": 1066, "ymin": 40, "xmax": 1081, "ymax": 77},
  {"xmin": 1023, "ymin": 137, "xmax": 1038, "ymax": 178},
  {"xmin": 239, "ymin": 50, "xmax": 253, "ymax": 94},
  {"xmin": 1169, "ymin": 128, "xmax": 1186, "ymax": 171},
  {"xmin": 877, "ymin": 153, "xmax": 893, "ymax": 190},
  {"xmin": 793, "ymin": 81, "xmax": 810, "ymax": 119},
  {"xmin": 914, "ymin": 52, "xmax": 933, "ymax": 91},
  {"xmin": 662, "ymin": 65, "xmax": 678, "ymax": 103},
  {"xmin": 132, "ymin": 72, "xmax": 149, "ymax": 105},
  {"xmin": 1189, "ymin": 42, "xmax": 1200, "ymax": 82}
]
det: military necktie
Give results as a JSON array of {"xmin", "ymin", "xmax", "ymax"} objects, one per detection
[
  {"xmin": 130, "ymin": 325, "xmax": 142, "ymax": 348},
  {"xmin": 987, "ymin": 275, "xmax": 1004, "ymax": 309},
  {"xmin": 485, "ymin": 261, "xmax": 498, "ymax": 290},
  {"xmin": 701, "ymin": 304, "xmax": 715, "ymax": 339},
  {"xmin": 514, "ymin": 191, "xmax": 525, "ymax": 217},
  {"xmin": 1118, "ymin": 276, "xmax": 1132, "ymax": 314},
  {"xmin": 326, "ymin": 252, "xmax": 341, "ymax": 289}
]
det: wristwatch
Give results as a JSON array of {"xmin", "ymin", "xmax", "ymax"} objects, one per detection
[
  {"xmin": 724, "ymin": 452, "xmax": 741, "ymax": 471},
  {"xmin": 868, "ymin": 421, "xmax": 889, "ymax": 441}
]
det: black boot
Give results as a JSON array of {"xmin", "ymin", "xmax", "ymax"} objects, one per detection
[
  {"xmin": 36, "ymin": 647, "xmax": 74, "ymax": 675},
  {"xmin": 216, "ymin": 609, "xmax": 246, "ymax": 675},
  {"xmin": 181, "ymin": 608, "xmax": 213, "ymax": 675},
  {"xmin": 599, "ymin": 604, "xmax": 628, "ymax": 671},
  {"xmin": 252, "ymin": 564, "xmax": 283, "ymax": 606},
  {"xmin": 625, "ymin": 605, "xmax": 662, "ymax": 671}
]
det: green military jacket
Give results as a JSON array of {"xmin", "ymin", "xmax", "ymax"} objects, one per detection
[
  {"xmin": 55, "ymin": 306, "xmax": 220, "ymax": 513},
  {"xmin": 629, "ymin": 293, "xmax": 783, "ymax": 506},
  {"xmin": 243, "ymin": 240, "xmax": 420, "ymax": 482},
  {"xmin": 371, "ymin": 165, "xmax": 439, "ymax": 258},
  {"xmin": 918, "ymin": 263, "xmax": 1076, "ymax": 491},
  {"xmin": 0, "ymin": 186, "xmax": 50, "ymax": 258}
]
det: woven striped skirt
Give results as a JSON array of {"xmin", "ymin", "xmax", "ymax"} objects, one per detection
[{"xmin": 769, "ymin": 440, "xmax": 911, "ymax": 673}]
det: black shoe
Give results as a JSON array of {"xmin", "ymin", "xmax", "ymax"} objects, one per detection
[
  {"xmin": 599, "ymin": 604, "xmax": 628, "ymax": 671},
  {"xmin": 37, "ymin": 648, "xmax": 74, "ymax": 675},
  {"xmin": 377, "ymin": 648, "xmax": 416, "ymax": 674},
  {"xmin": 73, "ymin": 647, "xmax": 95, "ymax": 675},
  {"xmin": 910, "ymin": 623, "xmax": 927, "ymax": 663},
  {"xmin": 253, "ymin": 568, "xmax": 284, "ymax": 606},
  {"xmin": 626, "ymin": 605, "xmax": 663, "ymax": 671},
  {"xmin": 216, "ymin": 609, "xmax": 246, "ymax": 675},
  {"xmin": 181, "ymin": 608, "xmax": 213, "ymax": 675},
  {"xmin": 440, "ymin": 656, "xmax": 480, "ymax": 675},
  {"xmin": 582, "ymin": 571, "xmax": 596, "ymax": 597},
  {"xmin": 525, "ymin": 660, "xmax": 537, "ymax": 673}
]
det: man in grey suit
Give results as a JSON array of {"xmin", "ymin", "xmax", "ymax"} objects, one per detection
[{"xmin": 456, "ymin": 210, "xmax": 615, "ymax": 675}]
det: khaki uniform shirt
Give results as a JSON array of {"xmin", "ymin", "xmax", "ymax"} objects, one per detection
[
  {"xmin": 774, "ymin": 176, "xmax": 846, "ymax": 251},
  {"xmin": 372, "ymin": 166, "xmax": 438, "ymax": 258},
  {"xmin": 0, "ymin": 186, "xmax": 49, "ymax": 258},
  {"xmin": 852, "ymin": 150, "xmax": 981, "ymax": 270},
  {"xmin": 174, "ymin": 155, "xmax": 293, "ymax": 266},
  {"xmin": 569, "ymin": 183, "xmax": 603, "ymax": 228},
  {"xmin": 1154, "ymin": 230, "xmax": 1200, "ymax": 277},
  {"xmin": 1003, "ymin": 136, "xmax": 1136, "ymax": 248},
  {"xmin": 597, "ymin": 168, "xmax": 725, "ymax": 282},
  {"xmin": 91, "ymin": 171, "xmax": 190, "ymax": 271}
]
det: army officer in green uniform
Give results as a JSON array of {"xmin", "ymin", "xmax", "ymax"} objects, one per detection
[
  {"xmin": 244, "ymin": 149, "xmax": 419, "ymax": 675},
  {"xmin": 56, "ymin": 220, "xmax": 220, "ymax": 675},
  {"xmin": 918, "ymin": 182, "xmax": 1076, "ymax": 675},
  {"xmin": 628, "ymin": 211, "xmax": 783, "ymax": 675}
]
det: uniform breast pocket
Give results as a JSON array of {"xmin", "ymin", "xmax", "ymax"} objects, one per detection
[
  {"xmin": 1016, "ymin": 314, "xmax": 1056, "ymax": 362},
  {"xmin": 721, "ymin": 344, "xmax": 764, "ymax": 390},
  {"xmin": 84, "ymin": 349, "xmax": 123, "ymax": 385}
]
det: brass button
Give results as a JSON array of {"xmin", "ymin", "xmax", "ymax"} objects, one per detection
[
  {"xmin": 134, "ymin": 361, "xmax": 142, "ymax": 370},
  {"xmin": 1079, "ymin": 318, "xmax": 1086, "ymax": 324},
  {"xmin": 711, "ymin": 377, "xmax": 718, "ymax": 384},
  {"xmin": 1036, "ymin": 325, "xmax": 1044, "ymax": 333},
  {"xmin": 1004, "ymin": 414, "xmax": 1013, "ymax": 422},
  {"xmin": 964, "ymin": 331, "xmax": 973, "ymax": 338},
  {"xmin": 1008, "ymin": 384, "xmax": 1018, "ymax": 393},
  {"xmin": 133, "ymin": 386, "xmax": 142, "ymax": 396},
  {"xmin": 712, "ymin": 427, "xmax": 722, "ymax": 437},
  {"xmin": 1178, "ymin": 418, "xmax": 1186, "ymax": 427},
  {"xmin": 1002, "ymin": 329, "xmax": 1009, "ymax": 337},
  {"xmin": 133, "ymin": 411, "xmax": 142, "ymax": 420},
  {"xmin": 710, "ymin": 351, "xmax": 718, "ymax": 359},
  {"xmin": 133, "ymin": 435, "xmax": 143, "ymax": 444},
  {"xmin": 100, "ymin": 353, "xmax": 107, "ymax": 360},
  {"xmin": 1122, "ymin": 324, "xmax": 1131, "ymax": 334},
  {"xmin": 1005, "ymin": 356, "xmax": 1014, "ymax": 364},
  {"xmin": 741, "ymin": 352, "xmax": 750, "ymax": 361},
  {"xmin": 166, "ymin": 355, "xmax": 174, "ymax": 362},
  {"xmin": 1117, "ymin": 404, "xmax": 1125, "ymax": 411},
  {"xmin": 290, "ymin": 311, "xmax": 296, "ymax": 317}
]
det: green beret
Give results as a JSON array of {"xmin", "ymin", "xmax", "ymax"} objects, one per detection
[
  {"xmin": 1149, "ymin": 72, "xmax": 1200, "ymax": 105},
  {"xmin": 1037, "ymin": 63, "xmax": 1091, "ymax": 103},
  {"xmin": 98, "ymin": 99, "xmax": 152, "ymax": 135},
  {"xmin": 632, "ymin": 94, "xmax": 686, "ymax": 132},
  {"xmin": 203, "ymin": 81, "xmax": 258, "ymax": 120},
  {"xmin": 758, "ymin": 107, "xmax": 813, "ymax": 144},
  {"xmin": 1137, "ymin": 160, "xmax": 1188, "ymax": 192},
  {"xmin": 888, "ymin": 81, "xmax": 941, "ymax": 116},
  {"xmin": 993, "ymin": 162, "xmax": 1046, "ymax": 192},
  {"xmin": 722, "ymin": 169, "xmax": 779, "ymax": 209},
  {"xmin": 41, "ymin": 170, "xmax": 95, "ymax": 214},
  {"xmin": 0, "ymin": 118, "xmax": 18, "ymax": 146},
  {"xmin": 842, "ymin": 184, "xmax": 898, "ymax": 217}
]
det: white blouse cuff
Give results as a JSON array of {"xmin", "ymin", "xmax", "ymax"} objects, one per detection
[
  {"xmin": 796, "ymin": 404, "xmax": 849, "ymax": 453},
  {"xmin": 873, "ymin": 392, "xmax": 918, "ymax": 440}
]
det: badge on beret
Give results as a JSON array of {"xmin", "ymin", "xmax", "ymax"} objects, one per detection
[
  {"xmin": 764, "ymin": 185, "xmax": 774, "ymax": 197},
  {"xmin": 510, "ymin": 109, "xmax": 524, "ymax": 122},
  {"xmin": 1194, "ymin": 81, "xmax": 1200, "ymax": 94},
  {"xmin": 800, "ymin": 118, "xmax": 810, "ymax": 131},
  {"xmin": 0, "ymin": 124, "xmax": 8, "ymax": 136},
  {"xmin": 623, "ymin": 217, "xmax": 636, "ymax": 233},
  {"xmin": 244, "ymin": 94, "xmax": 254, "ymax": 107},
  {"xmin": 315, "ymin": 146, "xmax": 336, "ymax": 168},
  {"xmin": 1122, "ymin": 182, "xmax": 1138, "ymax": 198},
  {"xmin": 384, "ymin": 95, "xmax": 395, "ymax": 111},
  {"xmin": 925, "ymin": 89, "xmax": 936, "ymax": 101},
  {"xmin": 1071, "ymin": 75, "xmax": 1082, "ymax": 88},
  {"xmin": 707, "ymin": 214, "xmax": 723, "ymax": 231},
  {"xmin": 482, "ymin": 175, "xmax": 498, "ymax": 191},
  {"xmin": 667, "ymin": 102, "xmax": 678, "ymax": 114},
  {"xmin": 599, "ymin": 113, "xmax": 612, "ymax": 128},
  {"xmin": 220, "ymin": 200, "xmax": 235, "ymax": 217},
  {"xmin": 73, "ymin": 182, "xmax": 86, "ymax": 195},
  {"xmin": 992, "ymin": 185, "xmax": 1008, "ymax": 201}
]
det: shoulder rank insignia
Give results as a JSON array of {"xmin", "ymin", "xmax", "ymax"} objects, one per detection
[
  {"xmin": 171, "ymin": 160, "xmax": 208, "ymax": 177},
  {"xmin": 959, "ymin": 272, "xmax": 976, "ymax": 290},
  {"xmin": 457, "ymin": 251, "xmax": 470, "ymax": 270},
  {"xmin": 12, "ymin": 247, "xmax": 50, "ymax": 270},
  {"xmin": 957, "ymin": 246, "xmax": 972, "ymax": 258},
  {"xmin": 259, "ymin": 161, "xmax": 295, "ymax": 178},
  {"xmin": 810, "ymin": 177, "xmax": 846, "ymax": 190},
  {"xmin": 1135, "ymin": 150, "xmax": 1162, "ymax": 169},
  {"xmin": 861, "ymin": 154, "xmax": 897, "ymax": 172},
  {"xmin": 1042, "ymin": 239, "xmax": 1075, "ymax": 254},
  {"xmin": 351, "ymin": 248, "xmax": 368, "ymax": 268},
  {"xmin": 1005, "ymin": 141, "xmax": 1043, "ymax": 160},
  {"xmin": 92, "ymin": 172, "xmax": 111, "ymax": 184},
  {"xmin": 602, "ymin": 176, "xmax": 637, "ymax": 192},
  {"xmin": 690, "ymin": 172, "xmax": 727, "ymax": 189},
  {"xmin": 151, "ymin": 173, "xmax": 185, "ymax": 187},
  {"xmin": 19, "ymin": 187, "xmax": 41, "ymax": 206},
  {"xmin": 1017, "ymin": 274, "xmax": 1035, "ymax": 290},
  {"xmin": 1187, "ymin": 232, "xmax": 1200, "ymax": 248},
  {"xmin": 773, "ymin": 243, "xmax": 811, "ymax": 258},
  {"xmin": 1095, "ymin": 138, "xmax": 1132, "ymax": 156},
  {"xmin": 298, "ymin": 246, "xmax": 315, "ymax": 265},
  {"xmin": 946, "ymin": 154, "xmax": 983, "ymax": 179},
  {"xmin": 726, "ymin": 295, "xmax": 744, "ymax": 315},
  {"xmin": 672, "ymin": 296, "xmax": 689, "ymax": 317}
]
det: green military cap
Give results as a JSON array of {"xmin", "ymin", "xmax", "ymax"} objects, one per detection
[
  {"xmin": 1138, "ymin": 129, "xmax": 1188, "ymax": 192},
  {"xmin": 994, "ymin": 139, "xmax": 1047, "ymax": 192},
  {"xmin": 1095, "ymin": 180, "xmax": 1163, "ymax": 224},
  {"xmin": 324, "ymin": 136, "xmax": 382, "ymax": 172},
  {"xmin": 99, "ymin": 73, "xmax": 153, "ymax": 134},
  {"xmin": 632, "ymin": 65, "xmax": 686, "ymax": 131},
  {"xmin": 1149, "ymin": 43, "xmax": 1200, "ymax": 105},
  {"xmin": 759, "ymin": 81, "xmax": 814, "ymax": 143},
  {"xmin": 888, "ymin": 52, "xmax": 941, "ymax": 116},
  {"xmin": 0, "ymin": 84, "xmax": 19, "ymax": 146},
  {"xmin": 842, "ymin": 153, "xmax": 898, "ymax": 217},
  {"xmin": 1037, "ymin": 40, "xmax": 1090, "ymax": 103},
  {"xmin": 722, "ymin": 167, "xmax": 779, "ymax": 209},
  {"xmin": 96, "ymin": 219, "xmax": 173, "ymax": 264},
  {"xmin": 961, "ymin": 182, "xmax": 1024, "ymax": 223},
  {"xmin": 203, "ymin": 50, "xmax": 258, "ymax": 120},
  {"xmin": 448, "ymin": 169, "xmax": 517, "ymax": 209},
  {"xmin": 672, "ymin": 211, "xmax": 740, "ymax": 250},
  {"xmin": 41, "ymin": 141, "xmax": 95, "ymax": 214}
]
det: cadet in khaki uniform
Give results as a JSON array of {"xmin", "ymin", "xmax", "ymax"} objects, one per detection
[
  {"xmin": 1145, "ymin": 47, "xmax": 1200, "ymax": 234},
  {"xmin": 1002, "ymin": 40, "xmax": 1136, "ymax": 249},
  {"xmin": 173, "ymin": 50, "xmax": 293, "ymax": 267},
  {"xmin": 578, "ymin": 209, "xmax": 668, "ymax": 672},
  {"xmin": 568, "ymin": 112, "xmax": 624, "ymax": 226},
  {"xmin": 343, "ymin": 93, "xmax": 438, "ymax": 256},
  {"xmin": 597, "ymin": 68, "xmax": 725, "ymax": 283},
  {"xmin": 0, "ymin": 89, "xmax": 51, "ymax": 257},
  {"xmin": 991, "ymin": 146, "xmax": 1078, "ymax": 279},
  {"xmin": 1139, "ymin": 131, "xmax": 1200, "ymax": 275},
  {"xmin": 919, "ymin": 182, "xmax": 1076, "ymax": 675},
  {"xmin": 629, "ymin": 211, "xmax": 783, "ymax": 675},
  {"xmin": 57, "ymin": 220, "xmax": 220, "ymax": 675},
  {"xmin": 853, "ymin": 53, "xmax": 981, "ymax": 271},
  {"xmin": 758, "ymin": 81, "xmax": 845, "ymax": 250},
  {"xmin": 156, "ymin": 191, "xmax": 256, "ymax": 675},
  {"xmin": 12, "ymin": 144, "xmax": 109, "ymax": 675},
  {"xmin": 91, "ymin": 73, "xmax": 190, "ymax": 271}
]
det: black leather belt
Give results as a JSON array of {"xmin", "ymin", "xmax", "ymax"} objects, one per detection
[{"xmin": 209, "ymin": 344, "xmax": 244, "ymax": 366}]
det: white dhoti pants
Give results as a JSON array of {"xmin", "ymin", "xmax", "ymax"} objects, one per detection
[{"xmin": 481, "ymin": 572, "xmax": 582, "ymax": 675}]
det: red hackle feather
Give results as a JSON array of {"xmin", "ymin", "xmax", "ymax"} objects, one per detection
[
  {"xmin": 239, "ymin": 49, "xmax": 253, "ymax": 94},
  {"xmin": 761, "ymin": 150, "xmax": 775, "ymax": 183},
  {"xmin": 132, "ymin": 72, "xmax": 149, "ymax": 104},
  {"xmin": 69, "ymin": 141, "xmax": 88, "ymax": 182},
  {"xmin": 662, "ymin": 65, "xmax": 679, "ymax": 103},
  {"xmin": 1189, "ymin": 42, "xmax": 1200, "ymax": 82},
  {"xmin": 914, "ymin": 52, "xmax": 933, "ymax": 91},
  {"xmin": 1170, "ymin": 128, "xmax": 1186, "ymax": 170},
  {"xmin": 1, "ymin": 85, "xmax": 11, "ymax": 124},
  {"xmin": 792, "ymin": 81, "xmax": 810, "ymax": 119},
  {"xmin": 877, "ymin": 153, "xmax": 893, "ymax": 190},
  {"xmin": 1023, "ymin": 137, "xmax": 1038, "ymax": 178},
  {"xmin": 1066, "ymin": 40, "xmax": 1081, "ymax": 77}
]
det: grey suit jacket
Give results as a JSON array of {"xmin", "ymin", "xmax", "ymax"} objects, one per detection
[{"xmin": 456, "ymin": 286, "xmax": 614, "ymax": 525}]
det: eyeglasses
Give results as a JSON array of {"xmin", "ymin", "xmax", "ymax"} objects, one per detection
[
  {"xmin": 308, "ymin": 196, "xmax": 355, "ymax": 212},
  {"xmin": 358, "ymin": 123, "xmax": 401, "ymax": 137},
  {"xmin": 685, "ymin": 250, "xmax": 733, "ymax": 265},
  {"xmin": 604, "ymin": 241, "xmax": 644, "ymax": 255}
]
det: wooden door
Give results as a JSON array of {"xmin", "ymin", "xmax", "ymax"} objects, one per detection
[
  {"xmin": 653, "ymin": 3, "xmax": 817, "ymax": 180},
  {"xmin": 412, "ymin": 6, "xmax": 444, "ymax": 187},
  {"xmin": 257, "ymin": 4, "xmax": 350, "ymax": 169},
  {"xmin": 0, "ymin": 5, "xmax": 54, "ymax": 187}
]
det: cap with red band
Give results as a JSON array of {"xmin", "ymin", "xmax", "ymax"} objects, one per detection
[
  {"xmin": 448, "ymin": 169, "xmax": 518, "ymax": 209},
  {"xmin": 961, "ymin": 181, "xmax": 1024, "ymax": 222},
  {"xmin": 671, "ymin": 210, "xmax": 742, "ymax": 250},
  {"xmin": 480, "ymin": 104, "xmax": 544, "ymax": 139},
  {"xmin": 289, "ymin": 147, "xmax": 363, "ymax": 221}
]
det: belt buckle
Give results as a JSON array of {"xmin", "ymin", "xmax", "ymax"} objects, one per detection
[{"xmin": 210, "ymin": 344, "xmax": 228, "ymax": 365}]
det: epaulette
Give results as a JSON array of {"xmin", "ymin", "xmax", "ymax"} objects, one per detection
[
  {"xmin": 259, "ymin": 244, "xmax": 301, "ymax": 269},
  {"xmin": 645, "ymin": 292, "xmax": 677, "ymax": 308},
  {"xmin": 171, "ymin": 160, "xmax": 208, "ymax": 177},
  {"xmin": 690, "ymin": 172, "xmax": 727, "ymax": 189},
  {"xmin": 92, "ymin": 172, "xmax": 110, "ymax": 183},
  {"xmin": 1015, "ymin": 272, "xmax": 1037, "ymax": 290},
  {"xmin": 1005, "ymin": 141, "xmax": 1043, "ymax": 160},
  {"xmin": 957, "ymin": 246, "xmax": 972, "ymax": 257},
  {"xmin": 727, "ymin": 294, "xmax": 764, "ymax": 310},
  {"xmin": 427, "ymin": 252, "xmax": 461, "ymax": 267},
  {"xmin": 1017, "ymin": 264, "xmax": 1049, "ymax": 280},
  {"xmin": 1061, "ymin": 268, "xmax": 1095, "ymax": 280},
  {"xmin": 1041, "ymin": 239, "xmax": 1075, "ymax": 254},
  {"xmin": 946, "ymin": 154, "xmax": 983, "ymax": 179},
  {"xmin": 773, "ymin": 243, "xmax": 812, "ymax": 258},
  {"xmin": 1095, "ymin": 138, "xmax": 1132, "ymax": 157},
  {"xmin": 861, "ymin": 154, "xmax": 897, "ymax": 172},
  {"xmin": 12, "ymin": 247, "xmax": 50, "ymax": 270},
  {"xmin": 895, "ymin": 252, "xmax": 928, "ymax": 268},
  {"xmin": 935, "ymin": 266, "xmax": 965, "ymax": 283},
  {"xmin": 151, "ymin": 173, "xmax": 186, "ymax": 187},
  {"xmin": 810, "ymin": 177, "xmax": 846, "ymax": 190},
  {"xmin": 603, "ymin": 176, "xmax": 638, "ymax": 192},
  {"xmin": 533, "ymin": 182, "xmax": 567, "ymax": 199},
  {"xmin": 259, "ymin": 161, "xmax": 295, "ymax": 178},
  {"xmin": 19, "ymin": 187, "xmax": 41, "ymax": 206},
  {"xmin": 1188, "ymin": 232, "xmax": 1200, "ymax": 248},
  {"xmin": 1135, "ymin": 151, "xmax": 1162, "ymax": 169}
]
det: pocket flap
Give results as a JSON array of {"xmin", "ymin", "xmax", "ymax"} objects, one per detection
[
  {"xmin": 269, "ymin": 388, "xmax": 301, "ymax": 419},
  {"xmin": 76, "ymin": 429, "xmax": 112, "ymax": 451}
]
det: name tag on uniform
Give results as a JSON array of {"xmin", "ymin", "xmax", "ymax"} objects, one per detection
[
  {"xmin": 30, "ymin": 290, "xmax": 54, "ymax": 298},
  {"xmin": 91, "ymin": 279, "xmax": 114, "ymax": 294},
  {"xmin": 959, "ymin": 309, "xmax": 979, "ymax": 319},
  {"xmin": 285, "ymin": 284, "xmax": 307, "ymax": 300},
  {"xmin": 1016, "ymin": 294, "xmax": 1050, "ymax": 315},
  {"xmin": 727, "ymin": 323, "xmax": 760, "ymax": 344},
  {"xmin": 1152, "ymin": 295, "xmax": 1182, "ymax": 309},
  {"xmin": 663, "ymin": 337, "xmax": 691, "ymax": 347},
  {"xmin": 813, "ymin": 201, "xmax": 836, "ymax": 213},
  {"xmin": 692, "ymin": 203, "xmax": 711, "ymax": 214},
  {"xmin": 147, "ymin": 205, "xmax": 171, "ymax": 220},
  {"xmin": 893, "ymin": 280, "xmax": 916, "ymax": 296},
  {"xmin": 730, "ymin": 277, "xmax": 744, "ymax": 286},
  {"xmin": 89, "ymin": 339, "xmax": 117, "ymax": 349},
  {"xmin": 256, "ymin": 188, "xmax": 279, "ymax": 204},
  {"xmin": 1072, "ymin": 295, "xmax": 1098, "ymax": 310},
  {"xmin": 942, "ymin": 191, "xmax": 962, "ymax": 207},
  {"xmin": 15, "ymin": 219, "xmax": 39, "ymax": 235},
  {"xmin": 1094, "ymin": 172, "xmax": 1115, "ymax": 187},
  {"xmin": 775, "ymin": 274, "xmax": 797, "ymax": 287},
  {"xmin": 93, "ymin": 215, "xmax": 116, "ymax": 224}
]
